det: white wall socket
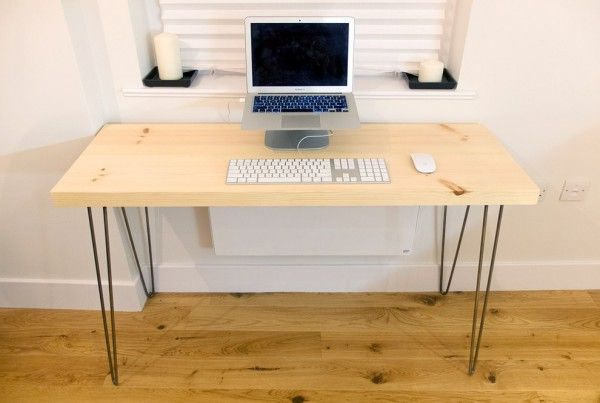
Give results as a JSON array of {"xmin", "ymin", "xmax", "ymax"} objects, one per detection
[{"xmin": 560, "ymin": 180, "xmax": 589, "ymax": 201}]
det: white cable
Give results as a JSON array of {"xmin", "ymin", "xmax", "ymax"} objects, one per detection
[
  {"xmin": 215, "ymin": 69, "xmax": 246, "ymax": 76},
  {"xmin": 296, "ymin": 130, "xmax": 334, "ymax": 153},
  {"xmin": 412, "ymin": 206, "xmax": 422, "ymax": 254},
  {"xmin": 204, "ymin": 66, "xmax": 407, "ymax": 78},
  {"xmin": 354, "ymin": 69, "xmax": 403, "ymax": 77},
  {"xmin": 217, "ymin": 100, "xmax": 232, "ymax": 122},
  {"xmin": 200, "ymin": 67, "xmax": 246, "ymax": 76}
]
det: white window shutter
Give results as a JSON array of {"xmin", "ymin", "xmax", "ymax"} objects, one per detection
[{"xmin": 158, "ymin": 0, "xmax": 451, "ymax": 75}]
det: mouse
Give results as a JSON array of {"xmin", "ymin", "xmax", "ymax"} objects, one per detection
[{"xmin": 410, "ymin": 153, "xmax": 436, "ymax": 174}]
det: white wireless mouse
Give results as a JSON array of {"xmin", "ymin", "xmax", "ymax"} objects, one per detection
[{"xmin": 410, "ymin": 153, "xmax": 436, "ymax": 174}]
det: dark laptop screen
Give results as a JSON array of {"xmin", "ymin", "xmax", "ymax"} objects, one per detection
[{"xmin": 250, "ymin": 23, "xmax": 349, "ymax": 87}]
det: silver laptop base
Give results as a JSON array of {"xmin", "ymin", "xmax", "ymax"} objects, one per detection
[{"xmin": 264, "ymin": 130, "xmax": 329, "ymax": 150}]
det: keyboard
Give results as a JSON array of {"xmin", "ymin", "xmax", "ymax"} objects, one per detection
[
  {"xmin": 226, "ymin": 158, "xmax": 390, "ymax": 184},
  {"xmin": 252, "ymin": 95, "xmax": 348, "ymax": 113}
]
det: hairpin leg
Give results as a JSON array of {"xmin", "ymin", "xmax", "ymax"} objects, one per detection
[
  {"xmin": 87, "ymin": 207, "xmax": 119, "ymax": 385},
  {"xmin": 439, "ymin": 205, "xmax": 471, "ymax": 295},
  {"xmin": 121, "ymin": 207, "xmax": 155, "ymax": 297},
  {"xmin": 468, "ymin": 205, "xmax": 504, "ymax": 374}
]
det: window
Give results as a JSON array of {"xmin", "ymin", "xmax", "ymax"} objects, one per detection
[{"xmin": 158, "ymin": 0, "xmax": 456, "ymax": 76}]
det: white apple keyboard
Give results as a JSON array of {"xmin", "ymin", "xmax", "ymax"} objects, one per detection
[{"xmin": 226, "ymin": 158, "xmax": 390, "ymax": 184}]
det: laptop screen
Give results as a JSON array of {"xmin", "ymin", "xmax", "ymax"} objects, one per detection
[{"xmin": 250, "ymin": 23, "xmax": 349, "ymax": 87}]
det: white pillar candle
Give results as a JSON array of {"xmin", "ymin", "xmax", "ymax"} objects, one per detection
[
  {"xmin": 418, "ymin": 59, "xmax": 444, "ymax": 83},
  {"xmin": 153, "ymin": 32, "xmax": 183, "ymax": 80}
]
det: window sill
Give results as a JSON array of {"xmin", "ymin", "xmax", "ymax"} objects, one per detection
[{"xmin": 122, "ymin": 74, "xmax": 476, "ymax": 100}]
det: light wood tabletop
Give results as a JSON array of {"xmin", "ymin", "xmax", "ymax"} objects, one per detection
[{"xmin": 50, "ymin": 123, "xmax": 539, "ymax": 207}]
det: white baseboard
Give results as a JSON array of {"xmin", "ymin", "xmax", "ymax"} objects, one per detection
[
  {"xmin": 156, "ymin": 261, "xmax": 600, "ymax": 293},
  {"xmin": 1, "ymin": 261, "xmax": 598, "ymax": 312},
  {"xmin": 0, "ymin": 276, "xmax": 146, "ymax": 312}
]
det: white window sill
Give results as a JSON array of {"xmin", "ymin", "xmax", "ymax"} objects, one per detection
[{"xmin": 122, "ymin": 74, "xmax": 476, "ymax": 100}]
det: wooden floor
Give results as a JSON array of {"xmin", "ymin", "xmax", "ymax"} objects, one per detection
[{"xmin": 1, "ymin": 291, "xmax": 599, "ymax": 402}]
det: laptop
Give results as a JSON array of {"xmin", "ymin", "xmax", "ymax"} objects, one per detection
[{"xmin": 241, "ymin": 17, "xmax": 360, "ymax": 132}]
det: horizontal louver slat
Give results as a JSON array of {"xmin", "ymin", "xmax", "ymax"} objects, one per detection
[
  {"xmin": 161, "ymin": 9, "xmax": 445, "ymax": 20},
  {"xmin": 179, "ymin": 38, "xmax": 440, "ymax": 50},
  {"xmin": 181, "ymin": 50, "xmax": 437, "ymax": 62},
  {"xmin": 165, "ymin": 22, "xmax": 443, "ymax": 36}
]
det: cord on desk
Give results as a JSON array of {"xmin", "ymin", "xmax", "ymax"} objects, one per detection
[
  {"xmin": 218, "ymin": 101, "xmax": 232, "ymax": 122},
  {"xmin": 296, "ymin": 130, "xmax": 334, "ymax": 153}
]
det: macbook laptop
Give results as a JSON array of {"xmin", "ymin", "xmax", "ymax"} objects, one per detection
[{"xmin": 241, "ymin": 17, "xmax": 360, "ymax": 132}]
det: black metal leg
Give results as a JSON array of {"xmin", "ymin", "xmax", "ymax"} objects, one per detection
[
  {"xmin": 144, "ymin": 207, "xmax": 155, "ymax": 294},
  {"xmin": 439, "ymin": 205, "xmax": 470, "ymax": 295},
  {"xmin": 468, "ymin": 205, "xmax": 488, "ymax": 374},
  {"xmin": 87, "ymin": 207, "xmax": 119, "ymax": 385},
  {"xmin": 468, "ymin": 205, "xmax": 504, "ymax": 374},
  {"xmin": 121, "ymin": 207, "xmax": 155, "ymax": 297}
]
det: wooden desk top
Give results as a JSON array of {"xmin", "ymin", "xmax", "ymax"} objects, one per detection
[{"xmin": 50, "ymin": 123, "xmax": 539, "ymax": 207}]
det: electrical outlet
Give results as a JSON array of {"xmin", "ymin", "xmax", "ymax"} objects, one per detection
[{"xmin": 560, "ymin": 180, "xmax": 589, "ymax": 201}]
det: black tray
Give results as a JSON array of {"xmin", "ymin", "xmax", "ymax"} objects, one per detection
[
  {"xmin": 404, "ymin": 68, "xmax": 457, "ymax": 90},
  {"xmin": 142, "ymin": 66, "xmax": 198, "ymax": 88}
]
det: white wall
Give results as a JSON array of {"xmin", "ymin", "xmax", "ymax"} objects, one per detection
[
  {"xmin": 1, "ymin": 0, "xmax": 599, "ymax": 310},
  {"xmin": 0, "ymin": 1, "xmax": 144, "ymax": 310}
]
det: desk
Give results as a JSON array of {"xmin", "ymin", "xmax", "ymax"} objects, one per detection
[{"xmin": 51, "ymin": 123, "xmax": 538, "ymax": 385}]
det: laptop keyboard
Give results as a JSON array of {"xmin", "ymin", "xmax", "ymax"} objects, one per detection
[{"xmin": 253, "ymin": 95, "xmax": 348, "ymax": 113}]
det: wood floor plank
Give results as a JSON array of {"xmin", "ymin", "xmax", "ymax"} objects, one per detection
[
  {"xmin": 321, "ymin": 331, "xmax": 600, "ymax": 361},
  {"xmin": 0, "ymin": 304, "xmax": 192, "ymax": 333},
  {"xmin": 0, "ymin": 291, "xmax": 599, "ymax": 401},
  {"xmin": 154, "ymin": 290, "xmax": 598, "ymax": 309},
  {"xmin": 2, "ymin": 386, "xmax": 599, "ymax": 403},
  {"xmin": 105, "ymin": 356, "xmax": 600, "ymax": 391},
  {"xmin": 0, "ymin": 329, "xmax": 321, "ymax": 360},
  {"xmin": 0, "ymin": 293, "xmax": 199, "ymax": 333},
  {"xmin": 0, "ymin": 355, "xmax": 107, "ymax": 386},
  {"xmin": 144, "ymin": 330, "xmax": 322, "ymax": 359},
  {"xmin": 0, "ymin": 327, "xmax": 147, "ymax": 357},
  {"xmin": 177, "ymin": 305, "xmax": 600, "ymax": 335}
]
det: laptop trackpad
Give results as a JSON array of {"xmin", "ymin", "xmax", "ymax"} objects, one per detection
[{"xmin": 282, "ymin": 115, "xmax": 321, "ymax": 129}]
